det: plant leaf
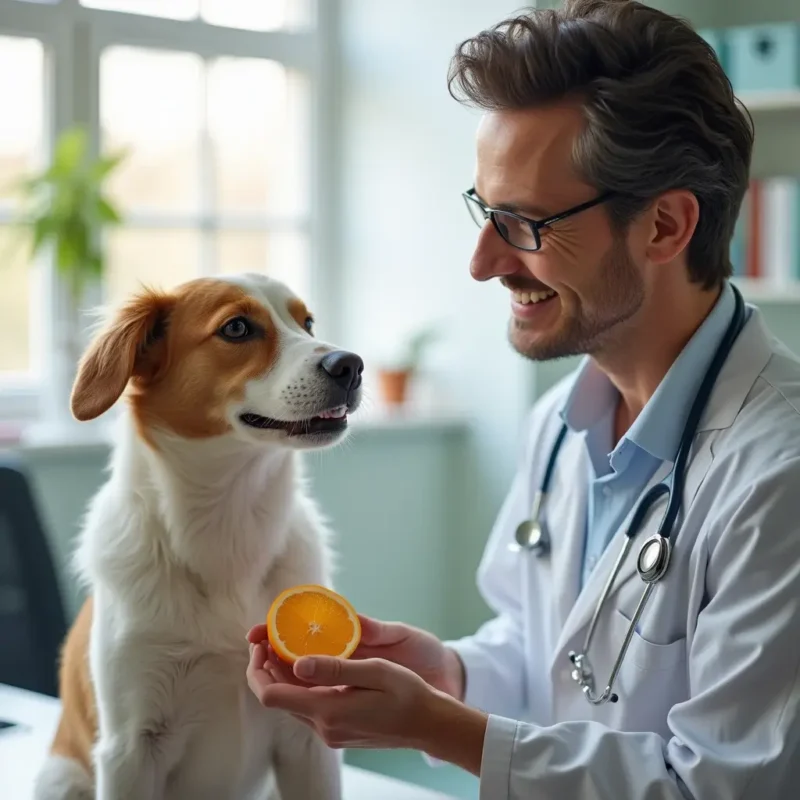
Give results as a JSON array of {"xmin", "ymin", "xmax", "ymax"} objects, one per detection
[
  {"xmin": 31, "ymin": 216, "xmax": 55, "ymax": 255},
  {"xmin": 51, "ymin": 126, "xmax": 88, "ymax": 178},
  {"xmin": 91, "ymin": 150, "xmax": 127, "ymax": 180},
  {"xmin": 96, "ymin": 197, "xmax": 122, "ymax": 224}
]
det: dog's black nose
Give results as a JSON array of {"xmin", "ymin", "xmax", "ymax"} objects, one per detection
[{"xmin": 320, "ymin": 350, "xmax": 364, "ymax": 392}]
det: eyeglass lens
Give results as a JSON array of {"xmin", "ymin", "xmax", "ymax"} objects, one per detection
[{"xmin": 463, "ymin": 194, "xmax": 539, "ymax": 251}]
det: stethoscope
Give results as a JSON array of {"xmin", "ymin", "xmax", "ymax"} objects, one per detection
[{"xmin": 509, "ymin": 283, "xmax": 747, "ymax": 706}]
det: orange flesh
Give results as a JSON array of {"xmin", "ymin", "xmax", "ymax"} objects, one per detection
[{"xmin": 268, "ymin": 586, "xmax": 360, "ymax": 663}]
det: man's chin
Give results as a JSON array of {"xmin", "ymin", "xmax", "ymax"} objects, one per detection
[
  {"xmin": 510, "ymin": 328, "xmax": 590, "ymax": 362},
  {"xmin": 508, "ymin": 322, "xmax": 564, "ymax": 362}
]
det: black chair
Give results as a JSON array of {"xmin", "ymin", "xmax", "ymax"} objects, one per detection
[{"xmin": 0, "ymin": 457, "xmax": 67, "ymax": 697}]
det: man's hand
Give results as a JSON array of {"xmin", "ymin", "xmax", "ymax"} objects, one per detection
[
  {"xmin": 245, "ymin": 642, "xmax": 487, "ymax": 775},
  {"xmin": 247, "ymin": 614, "xmax": 465, "ymax": 699}
]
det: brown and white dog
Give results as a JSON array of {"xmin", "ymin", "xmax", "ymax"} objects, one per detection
[{"xmin": 33, "ymin": 273, "xmax": 362, "ymax": 800}]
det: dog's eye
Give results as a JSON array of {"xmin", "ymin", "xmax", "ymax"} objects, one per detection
[
  {"xmin": 304, "ymin": 316, "xmax": 314, "ymax": 335},
  {"xmin": 218, "ymin": 317, "xmax": 253, "ymax": 341}
]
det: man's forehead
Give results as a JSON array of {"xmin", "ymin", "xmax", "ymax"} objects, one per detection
[{"xmin": 474, "ymin": 105, "xmax": 584, "ymax": 209}]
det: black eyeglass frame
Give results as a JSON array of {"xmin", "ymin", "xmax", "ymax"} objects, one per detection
[{"xmin": 463, "ymin": 188, "xmax": 616, "ymax": 251}]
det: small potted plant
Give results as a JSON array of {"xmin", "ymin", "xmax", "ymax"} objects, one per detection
[
  {"xmin": 6, "ymin": 124, "xmax": 126, "ymax": 440},
  {"xmin": 377, "ymin": 325, "xmax": 440, "ymax": 407}
]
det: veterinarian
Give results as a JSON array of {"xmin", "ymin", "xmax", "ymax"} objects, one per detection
[{"xmin": 247, "ymin": 2, "xmax": 800, "ymax": 797}]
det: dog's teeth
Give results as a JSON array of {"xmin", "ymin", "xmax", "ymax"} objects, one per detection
[{"xmin": 317, "ymin": 407, "xmax": 346, "ymax": 420}]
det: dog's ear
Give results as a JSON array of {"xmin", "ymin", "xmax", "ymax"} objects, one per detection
[{"xmin": 70, "ymin": 289, "xmax": 175, "ymax": 422}]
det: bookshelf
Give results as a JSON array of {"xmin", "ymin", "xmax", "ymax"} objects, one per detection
[
  {"xmin": 664, "ymin": 0, "xmax": 800, "ymax": 304},
  {"xmin": 733, "ymin": 277, "xmax": 800, "ymax": 303},
  {"xmin": 739, "ymin": 89, "xmax": 800, "ymax": 112}
]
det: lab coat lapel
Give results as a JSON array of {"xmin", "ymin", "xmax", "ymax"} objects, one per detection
[
  {"xmin": 546, "ymin": 431, "xmax": 590, "ymax": 630},
  {"xmin": 549, "ymin": 458, "xmax": 671, "ymax": 668},
  {"xmin": 549, "ymin": 434, "xmax": 716, "ymax": 674}
]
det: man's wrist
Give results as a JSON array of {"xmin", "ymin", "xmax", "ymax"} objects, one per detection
[
  {"xmin": 413, "ymin": 687, "xmax": 487, "ymax": 777},
  {"xmin": 444, "ymin": 644, "xmax": 467, "ymax": 701}
]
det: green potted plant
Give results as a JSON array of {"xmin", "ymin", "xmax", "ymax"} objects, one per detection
[
  {"xmin": 6, "ymin": 124, "xmax": 126, "ymax": 439},
  {"xmin": 377, "ymin": 325, "xmax": 440, "ymax": 407}
]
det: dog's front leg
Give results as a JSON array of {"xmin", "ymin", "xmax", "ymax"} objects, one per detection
[
  {"xmin": 273, "ymin": 719, "xmax": 342, "ymax": 800},
  {"xmin": 94, "ymin": 732, "xmax": 167, "ymax": 800}
]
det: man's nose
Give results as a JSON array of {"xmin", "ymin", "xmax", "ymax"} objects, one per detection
[
  {"xmin": 469, "ymin": 223, "xmax": 523, "ymax": 283},
  {"xmin": 320, "ymin": 351, "xmax": 364, "ymax": 392}
]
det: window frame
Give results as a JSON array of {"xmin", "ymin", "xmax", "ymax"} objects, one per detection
[{"xmin": 0, "ymin": 0, "xmax": 339, "ymax": 425}]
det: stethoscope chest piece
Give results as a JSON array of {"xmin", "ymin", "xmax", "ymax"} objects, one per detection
[
  {"xmin": 510, "ymin": 490, "xmax": 550, "ymax": 555},
  {"xmin": 513, "ymin": 517, "xmax": 550, "ymax": 555},
  {"xmin": 636, "ymin": 534, "xmax": 671, "ymax": 583}
]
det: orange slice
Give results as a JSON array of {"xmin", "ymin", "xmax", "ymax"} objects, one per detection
[{"xmin": 266, "ymin": 584, "xmax": 361, "ymax": 664}]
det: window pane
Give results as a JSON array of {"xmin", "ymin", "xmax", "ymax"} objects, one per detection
[
  {"xmin": 81, "ymin": 0, "xmax": 198, "ymax": 20},
  {"xmin": 0, "ymin": 36, "xmax": 44, "ymax": 204},
  {"xmin": 216, "ymin": 230, "xmax": 309, "ymax": 299},
  {"xmin": 201, "ymin": 0, "xmax": 312, "ymax": 31},
  {"xmin": 101, "ymin": 47, "xmax": 202, "ymax": 213},
  {"xmin": 0, "ymin": 227, "xmax": 35, "ymax": 375},
  {"xmin": 105, "ymin": 228, "xmax": 200, "ymax": 308},
  {"xmin": 207, "ymin": 59, "xmax": 309, "ymax": 216}
]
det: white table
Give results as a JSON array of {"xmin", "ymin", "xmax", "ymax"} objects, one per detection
[{"xmin": 0, "ymin": 683, "xmax": 455, "ymax": 800}]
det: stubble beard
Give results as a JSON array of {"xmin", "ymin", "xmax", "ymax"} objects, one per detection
[{"xmin": 508, "ymin": 236, "xmax": 645, "ymax": 362}]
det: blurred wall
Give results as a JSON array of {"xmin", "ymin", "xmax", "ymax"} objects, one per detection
[{"xmin": 333, "ymin": 0, "xmax": 535, "ymax": 634}]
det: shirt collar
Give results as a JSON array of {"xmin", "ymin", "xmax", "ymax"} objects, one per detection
[{"xmin": 560, "ymin": 281, "xmax": 738, "ymax": 464}]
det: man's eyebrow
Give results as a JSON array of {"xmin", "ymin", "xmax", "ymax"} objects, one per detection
[{"xmin": 472, "ymin": 189, "xmax": 551, "ymax": 219}]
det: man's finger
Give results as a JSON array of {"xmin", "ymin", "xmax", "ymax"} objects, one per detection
[
  {"xmin": 257, "ymin": 683, "xmax": 334, "ymax": 716},
  {"xmin": 247, "ymin": 645, "xmax": 277, "ymax": 698},
  {"xmin": 247, "ymin": 624, "xmax": 269, "ymax": 644},
  {"xmin": 267, "ymin": 646, "xmax": 313, "ymax": 687},
  {"xmin": 356, "ymin": 615, "xmax": 409, "ymax": 648},
  {"xmin": 248, "ymin": 643, "xmax": 269, "ymax": 672},
  {"xmin": 293, "ymin": 656, "xmax": 391, "ymax": 689}
]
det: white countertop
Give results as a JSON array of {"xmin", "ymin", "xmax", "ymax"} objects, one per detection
[{"xmin": 0, "ymin": 683, "xmax": 456, "ymax": 800}]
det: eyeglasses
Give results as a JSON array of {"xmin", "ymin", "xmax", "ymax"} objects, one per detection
[{"xmin": 462, "ymin": 188, "xmax": 616, "ymax": 252}]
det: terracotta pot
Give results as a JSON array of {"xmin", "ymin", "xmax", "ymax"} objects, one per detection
[{"xmin": 377, "ymin": 369, "xmax": 411, "ymax": 406}]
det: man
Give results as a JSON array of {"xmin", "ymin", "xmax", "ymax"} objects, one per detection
[{"xmin": 247, "ymin": 1, "xmax": 800, "ymax": 797}]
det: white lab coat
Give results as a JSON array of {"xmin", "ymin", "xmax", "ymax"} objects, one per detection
[{"xmin": 448, "ymin": 304, "xmax": 800, "ymax": 799}]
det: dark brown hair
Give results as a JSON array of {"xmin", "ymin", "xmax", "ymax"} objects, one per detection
[{"xmin": 448, "ymin": 0, "xmax": 754, "ymax": 289}]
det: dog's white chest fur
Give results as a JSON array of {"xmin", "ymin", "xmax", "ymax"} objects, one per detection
[{"xmin": 72, "ymin": 415, "xmax": 341, "ymax": 799}]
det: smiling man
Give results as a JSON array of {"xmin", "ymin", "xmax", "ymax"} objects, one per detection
[{"xmin": 246, "ymin": 2, "xmax": 800, "ymax": 798}]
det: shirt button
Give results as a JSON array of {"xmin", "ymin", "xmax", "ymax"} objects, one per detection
[
  {"xmin": 603, "ymin": 486, "xmax": 612, "ymax": 497},
  {"xmin": 587, "ymin": 555, "xmax": 598, "ymax": 570}
]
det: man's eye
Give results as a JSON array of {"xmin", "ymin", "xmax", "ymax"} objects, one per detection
[
  {"xmin": 219, "ymin": 317, "xmax": 253, "ymax": 341},
  {"xmin": 304, "ymin": 316, "xmax": 314, "ymax": 335}
]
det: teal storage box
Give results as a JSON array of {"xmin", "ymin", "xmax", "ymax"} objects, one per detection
[
  {"xmin": 697, "ymin": 28, "xmax": 728, "ymax": 73},
  {"xmin": 727, "ymin": 24, "xmax": 800, "ymax": 93}
]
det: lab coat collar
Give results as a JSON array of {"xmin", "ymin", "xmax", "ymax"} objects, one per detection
[{"xmin": 694, "ymin": 302, "xmax": 773, "ymax": 433}]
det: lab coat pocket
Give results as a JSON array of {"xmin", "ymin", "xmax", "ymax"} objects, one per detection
[{"xmin": 612, "ymin": 607, "xmax": 687, "ymax": 673}]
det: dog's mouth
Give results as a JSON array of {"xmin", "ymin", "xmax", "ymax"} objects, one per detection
[{"xmin": 239, "ymin": 405, "xmax": 349, "ymax": 437}]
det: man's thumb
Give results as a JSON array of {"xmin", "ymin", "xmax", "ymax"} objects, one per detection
[{"xmin": 293, "ymin": 655, "xmax": 389, "ymax": 689}]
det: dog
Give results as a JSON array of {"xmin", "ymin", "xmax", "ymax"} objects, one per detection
[{"xmin": 33, "ymin": 273, "xmax": 363, "ymax": 800}]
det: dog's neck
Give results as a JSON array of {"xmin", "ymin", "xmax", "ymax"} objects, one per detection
[{"xmin": 112, "ymin": 408, "xmax": 300, "ymax": 585}]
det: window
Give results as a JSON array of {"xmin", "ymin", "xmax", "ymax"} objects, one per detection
[
  {"xmin": 0, "ymin": 0, "xmax": 329, "ymax": 430},
  {"xmin": 81, "ymin": 0, "xmax": 313, "ymax": 30},
  {"xmin": 0, "ymin": 35, "xmax": 45, "ymax": 382},
  {"xmin": 100, "ymin": 46, "xmax": 310, "ymax": 308}
]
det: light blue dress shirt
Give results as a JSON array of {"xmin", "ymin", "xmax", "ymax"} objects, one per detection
[{"xmin": 559, "ymin": 281, "xmax": 746, "ymax": 589}]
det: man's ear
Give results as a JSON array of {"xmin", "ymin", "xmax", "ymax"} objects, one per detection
[{"xmin": 70, "ymin": 289, "xmax": 175, "ymax": 422}]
